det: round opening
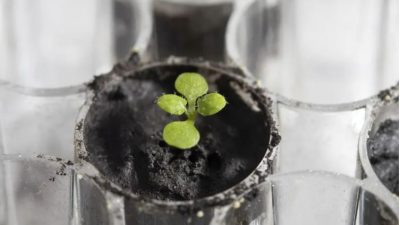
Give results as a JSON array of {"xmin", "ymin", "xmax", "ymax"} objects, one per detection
[{"xmin": 82, "ymin": 63, "xmax": 274, "ymax": 201}]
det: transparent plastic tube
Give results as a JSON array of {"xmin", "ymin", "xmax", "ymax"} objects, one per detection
[
  {"xmin": 0, "ymin": 154, "xmax": 121, "ymax": 225},
  {"xmin": 226, "ymin": 0, "xmax": 399, "ymax": 105},
  {"xmin": 226, "ymin": 0, "xmax": 399, "ymax": 182},
  {"xmin": 56, "ymin": 168, "xmax": 400, "ymax": 225},
  {"xmin": 73, "ymin": 57, "xmax": 280, "ymax": 225},
  {"xmin": 1, "ymin": 156, "xmax": 397, "ymax": 225},
  {"xmin": 272, "ymin": 171, "xmax": 398, "ymax": 225},
  {"xmin": 0, "ymin": 0, "xmax": 152, "ymax": 158},
  {"xmin": 0, "ymin": 0, "xmax": 151, "ymax": 88},
  {"xmin": 275, "ymin": 98, "xmax": 367, "ymax": 177},
  {"xmin": 0, "ymin": 85, "xmax": 85, "ymax": 159}
]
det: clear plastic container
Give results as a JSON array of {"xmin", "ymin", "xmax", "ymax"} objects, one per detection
[
  {"xmin": 0, "ymin": 0, "xmax": 153, "ymax": 158},
  {"xmin": 0, "ymin": 85, "xmax": 85, "ymax": 159},
  {"xmin": 226, "ymin": 0, "xmax": 399, "ymax": 105},
  {"xmin": 90, "ymin": 171, "xmax": 400, "ymax": 225},
  {"xmin": 0, "ymin": 154, "xmax": 397, "ymax": 225},
  {"xmin": 275, "ymin": 99, "xmax": 367, "ymax": 177},
  {"xmin": 226, "ymin": 0, "xmax": 399, "ymax": 181},
  {"xmin": 0, "ymin": 154, "xmax": 122, "ymax": 225},
  {"xmin": 0, "ymin": 0, "xmax": 152, "ymax": 88}
]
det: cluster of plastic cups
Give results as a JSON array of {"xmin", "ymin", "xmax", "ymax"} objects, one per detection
[{"xmin": 0, "ymin": 0, "xmax": 398, "ymax": 224}]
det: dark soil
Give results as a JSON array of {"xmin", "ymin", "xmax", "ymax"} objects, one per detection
[
  {"xmin": 153, "ymin": 2, "xmax": 232, "ymax": 61},
  {"xmin": 83, "ymin": 64, "xmax": 272, "ymax": 201},
  {"xmin": 368, "ymin": 119, "xmax": 399, "ymax": 195},
  {"xmin": 113, "ymin": 0, "xmax": 136, "ymax": 59}
]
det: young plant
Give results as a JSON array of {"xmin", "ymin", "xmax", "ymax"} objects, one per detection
[{"xmin": 157, "ymin": 72, "xmax": 227, "ymax": 149}]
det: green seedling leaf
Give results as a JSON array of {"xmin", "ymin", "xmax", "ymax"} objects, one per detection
[
  {"xmin": 197, "ymin": 93, "xmax": 227, "ymax": 116},
  {"xmin": 157, "ymin": 94, "xmax": 187, "ymax": 115},
  {"xmin": 163, "ymin": 121, "xmax": 200, "ymax": 149},
  {"xmin": 175, "ymin": 73, "xmax": 208, "ymax": 100}
]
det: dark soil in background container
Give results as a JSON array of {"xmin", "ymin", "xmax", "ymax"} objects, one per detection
[
  {"xmin": 113, "ymin": 0, "xmax": 137, "ymax": 58},
  {"xmin": 79, "ymin": 57, "xmax": 279, "ymax": 203},
  {"xmin": 368, "ymin": 119, "xmax": 399, "ymax": 195},
  {"xmin": 153, "ymin": 1, "xmax": 233, "ymax": 61}
]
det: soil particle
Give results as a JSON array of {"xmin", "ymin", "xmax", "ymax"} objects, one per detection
[
  {"xmin": 378, "ymin": 84, "xmax": 399, "ymax": 102},
  {"xmin": 36, "ymin": 154, "xmax": 74, "ymax": 179},
  {"xmin": 56, "ymin": 164, "xmax": 67, "ymax": 176}
]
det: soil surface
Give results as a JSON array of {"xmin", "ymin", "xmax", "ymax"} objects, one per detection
[
  {"xmin": 368, "ymin": 119, "xmax": 399, "ymax": 195},
  {"xmin": 83, "ymin": 65, "xmax": 272, "ymax": 201}
]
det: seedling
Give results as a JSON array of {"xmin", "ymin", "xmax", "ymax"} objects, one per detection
[{"xmin": 157, "ymin": 72, "xmax": 227, "ymax": 149}]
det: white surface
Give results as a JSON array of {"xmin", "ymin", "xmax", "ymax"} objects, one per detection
[{"xmin": 276, "ymin": 104, "xmax": 366, "ymax": 177}]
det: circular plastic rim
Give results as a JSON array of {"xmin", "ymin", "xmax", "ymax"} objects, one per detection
[
  {"xmin": 225, "ymin": 0, "xmax": 399, "ymax": 110},
  {"xmin": 73, "ymin": 57, "xmax": 280, "ymax": 211}
]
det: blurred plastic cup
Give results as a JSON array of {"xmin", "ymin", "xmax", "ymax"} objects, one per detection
[
  {"xmin": 226, "ymin": 0, "xmax": 398, "ymax": 104},
  {"xmin": 0, "ymin": 0, "xmax": 152, "ymax": 88}
]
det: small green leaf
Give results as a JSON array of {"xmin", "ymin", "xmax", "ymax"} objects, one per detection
[
  {"xmin": 163, "ymin": 121, "xmax": 200, "ymax": 149},
  {"xmin": 175, "ymin": 73, "xmax": 208, "ymax": 100},
  {"xmin": 197, "ymin": 93, "xmax": 227, "ymax": 116},
  {"xmin": 157, "ymin": 94, "xmax": 187, "ymax": 115}
]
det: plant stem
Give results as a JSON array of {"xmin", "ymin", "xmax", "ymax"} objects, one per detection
[{"xmin": 186, "ymin": 99, "xmax": 197, "ymax": 122}]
